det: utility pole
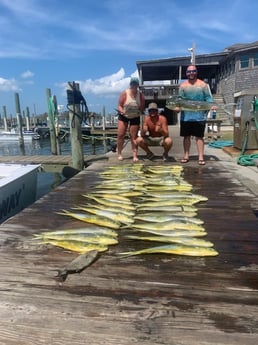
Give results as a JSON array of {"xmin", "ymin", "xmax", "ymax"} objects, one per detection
[{"xmin": 188, "ymin": 42, "xmax": 196, "ymax": 65}]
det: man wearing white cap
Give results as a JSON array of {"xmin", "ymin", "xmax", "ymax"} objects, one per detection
[{"xmin": 136, "ymin": 102, "xmax": 172, "ymax": 161}]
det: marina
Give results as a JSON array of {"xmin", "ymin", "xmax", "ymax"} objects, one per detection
[
  {"xmin": 0, "ymin": 125, "xmax": 257, "ymax": 344},
  {"xmin": 0, "ymin": 130, "xmax": 41, "ymax": 141}
]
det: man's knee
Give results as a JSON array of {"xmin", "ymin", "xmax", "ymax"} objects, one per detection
[
  {"xmin": 136, "ymin": 136, "xmax": 144, "ymax": 144},
  {"xmin": 164, "ymin": 137, "xmax": 172, "ymax": 146}
]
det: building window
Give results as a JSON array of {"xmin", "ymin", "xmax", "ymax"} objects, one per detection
[
  {"xmin": 253, "ymin": 53, "xmax": 258, "ymax": 67},
  {"xmin": 240, "ymin": 54, "xmax": 249, "ymax": 69}
]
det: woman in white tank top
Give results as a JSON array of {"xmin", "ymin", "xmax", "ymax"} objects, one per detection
[{"xmin": 117, "ymin": 77, "xmax": 145, "ymax": 162}]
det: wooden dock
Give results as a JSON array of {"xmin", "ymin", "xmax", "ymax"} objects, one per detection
[
  {"xmin": 0, "ymin": 126, "xmax": 258, "ymax": 344},
  {"xmin": 0, "ymin": 154, "xmax": 109, "ymax": 172}
]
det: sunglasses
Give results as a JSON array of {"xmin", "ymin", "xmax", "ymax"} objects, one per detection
[
  {"xmin": 149, "ymin": 109, "xmax": 158, "ymax": 112},
  {"xmin": 186, "ymin": 70, "xmax": 197, "ymax": 74}
]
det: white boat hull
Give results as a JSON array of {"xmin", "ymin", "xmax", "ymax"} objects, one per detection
[
  {"xmin": 0, "ymin": 131, "xmax": 40, "ymax": 141},
  {"xmin": 0, "ymin": 163, "xmax": 40, "ymax": 223}
]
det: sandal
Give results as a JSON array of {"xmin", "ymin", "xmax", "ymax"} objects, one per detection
[
  {"xmin": 181, "ymin": 158, "xmax": 189, "ymax": 163},
  {"xmin": 198, "ymin": 160, "xmax": 206, "ymax": 165},
  {"xmin": 133, "ymin": 157, "xmax": 139, "ymax": 162}
]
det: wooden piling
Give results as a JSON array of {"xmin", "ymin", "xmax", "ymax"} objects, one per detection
[
  {"xmin": 67, "ymin": 82, "xmax": 84, "ymax": 170},
  {"xmin": 14, "ymin": 92, "xmax": 25, "ymax": 151},
  {"xmin": 2, "ymin": 106, "xmax": 8, "ymax": 131},
  {"xmin": 25, "ymin": 106, "xmax": 30, "ymax": 130},
  {"xmin": 46, "ymin": 88, "xmax": 58, "ymax": 155}
]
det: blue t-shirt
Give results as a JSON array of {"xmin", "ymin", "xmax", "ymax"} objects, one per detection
[{"xmin": 179, "ymin": 79, "xmax": 214, "ymax": 122}]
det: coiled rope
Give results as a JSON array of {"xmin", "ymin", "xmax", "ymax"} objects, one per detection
[{"xmin": 208, "ymin": 123, "xmax": 258, "ymax": 166}]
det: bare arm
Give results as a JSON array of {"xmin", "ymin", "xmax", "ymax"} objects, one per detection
[
  {"xmin": 158, "ymin": 116, "xmax": 169, "ymax": 137},
  {"xmin": 117, "ymin": 91, "xmax": 126, "ymax": 114},
  {"xmin": 139, "ymin": 92, "xmax": 145, "ymax": 113},
  {"xmin": 141, "ymin": 117, "xmax": 149, "ymax": 136}
]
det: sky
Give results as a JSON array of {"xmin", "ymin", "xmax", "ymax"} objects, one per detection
[{"xmin": 0, "ymin": 0, "xmax": 257, "ymax": 118}]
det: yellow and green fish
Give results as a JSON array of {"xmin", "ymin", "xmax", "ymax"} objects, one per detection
[
  {"xmin": 41, "ymin": 239, "xmax": 109, "ymax": 254},
  {"xmin": 118, "ymin": 244, "xmax": 218, "ymax": 257},
  {"xmin": 129, "ymin": 220, "xmax": 205, "ymax": 231},
  {"xmin": 125, "ymin": 235, "xmax": 214, "ymax": 247},
  {"xmin": 56, "ymin": 210, "xmax": 121, "ymax": 229}
]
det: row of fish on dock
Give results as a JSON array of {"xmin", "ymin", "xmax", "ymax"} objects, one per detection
[{"xmin": 34, "ymin": 163, "xmax": 218, "ymax": 259}]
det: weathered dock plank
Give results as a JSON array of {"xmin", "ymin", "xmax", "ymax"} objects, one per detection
[{"xmin": 0, "ymin": 125, "xmax": 258, "ymax": 345}]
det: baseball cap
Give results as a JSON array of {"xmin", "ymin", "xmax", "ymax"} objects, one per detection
[
  {"xmin": 148, "ymin": 102, "xmax": 158, "ymax": 110},
  {"xmin": 130, "ymin": 77, "xmax": 139, "ymax": 85}
]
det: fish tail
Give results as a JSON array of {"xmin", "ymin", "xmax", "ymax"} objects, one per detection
[
  {"xmin": 55, "ymin": 209, "xmax": 70, "ymax": 216},
  {"xmin": 117, "ymin": 250, "xmax": 141, "ymax": 258},
  {"xmin": 120, "ymin": 225, "xmax": 131, "ymax": 229},
  {"xmin": 32, "ymin": 234, "xmax": 43, "ymax": 240}
]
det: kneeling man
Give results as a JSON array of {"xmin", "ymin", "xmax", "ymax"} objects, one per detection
[{"xmin": 136, "ymin": 103, "xmax": 172, "ymax": 161}]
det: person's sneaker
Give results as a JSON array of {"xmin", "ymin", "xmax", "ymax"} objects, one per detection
[
  {"xmin": 146, "ymin": 152, "xmax": 155, "ymax": 160},
  {"xmin": 162, "ymin": 153, "xmax": 168, "ymax": 162}
]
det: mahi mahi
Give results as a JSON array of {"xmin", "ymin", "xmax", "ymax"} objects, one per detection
[
  {"xmin": 35, "ymin": 232, "xmax": 118, "ymax": 245},
  {"xmin": 82, "ymin": 195, "xmax": 135, "ymax": 211},
  {"xmin": 166, "ymin": 95, "xmax": 235, "ymax": 113},
  {"xmin": 134, "ymin": 213, "xmax": 204, "ymax": 224},
  {"xmin": 82, "ymin": 203, "xmax": 135, "ymax": 217},
  {"xmin": 166, "ymin": 95, "xmax": 216, "ymax": 111},
  {"xmin": 118, "ymin": 244, "xmax": 218, "ymax": 257},
  {"xmin": 42, "ymin": 239, "xmax": 109, "ymax": 254},
  {"xmin": 132, "ymin": 229, "xmax": 207, "ymax": 237},
  {"xmin": 136, "ymin": 205, "xmax": 197, "ymax": 213},
  {"xmin": 56, "ymin": 210, "xmax": 121, "ymax": 229},
  {"xmin": 126, "ymin": 235, "xmax": 213, "ymax": 247},
  {"xmin": 129, "ymin": 220, "xmax": 205, "ymax": 231},
  {"xmin": 144, "ymin": 191, "xmax": 208, "ymax": 202},
  {"xmin": 72, "ymin": 206, "xmax": 134, "ymax": 224},
  {"xmin": 34, "ymin": 227, "xmax": 118, "ymax": 238}
]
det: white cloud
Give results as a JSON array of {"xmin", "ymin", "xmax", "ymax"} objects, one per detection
[
  {"xmin": 0, "ymin": 77, "xmax": 20, "ymax": 91},
  {"xmin": 58, "ymin": 68, "xmax": 139, "ymax": 99},
  {"xmin": 21, "ymin": 70, "xmax": 34, "ymax": 79}
]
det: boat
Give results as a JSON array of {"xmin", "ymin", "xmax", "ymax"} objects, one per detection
[
  {"xmin": 0, "ymin": 163, "xmax": 40, "ymax": 223},
  {"xmin": 0, "ymin": 130, "xmax": 41, "ymax": 141}
]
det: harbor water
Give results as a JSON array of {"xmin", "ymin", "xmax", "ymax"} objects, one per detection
[{"xmin": 0, "ymin": 136, "xmax": 116, "ymax": 199}]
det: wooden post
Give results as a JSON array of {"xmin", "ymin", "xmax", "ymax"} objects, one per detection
[
  {"xmin": 53, "ymin": 95, "xmax": 61, "ymax": 155},
  {"xmin": 25, "ymin": 106, "xmax": 30, "ymax": 130},
  {"xmin": 33, "ymin": 104, "xmax": 37, "ymax": 127},
  {"xmin": 14, "ymin": 93, "xmax": 25, "ymax": 149},
  {"xmin": 67, "ymin": 82, "xmax": 84, "ymax": 170},
  {"xmin": 101, "ymin": 106, "xmax": 107, "ymax": 152},
  {"xmin": 2, "ymin": 106, "xmax": 8, "ymax": 131},
  {"xmin": 46, "ymin": 88, "xmax": 58, "ymax": 155},
  {"xmin": 102, "ymin": 105, "xmax": 106, "ymax": 130}
]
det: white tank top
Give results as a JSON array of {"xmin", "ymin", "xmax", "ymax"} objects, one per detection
[{"xmin": 123, "ymin": 89, "xmax": 141, "ymax": 119}]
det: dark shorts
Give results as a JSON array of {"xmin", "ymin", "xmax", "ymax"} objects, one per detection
[
  {"xmin": 118, "ymin": 114, "xmax": 140, "ymax": 126},
  {"xmin": 180, "ymin": 121, "xmax": 206, "ymax": 138}
]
